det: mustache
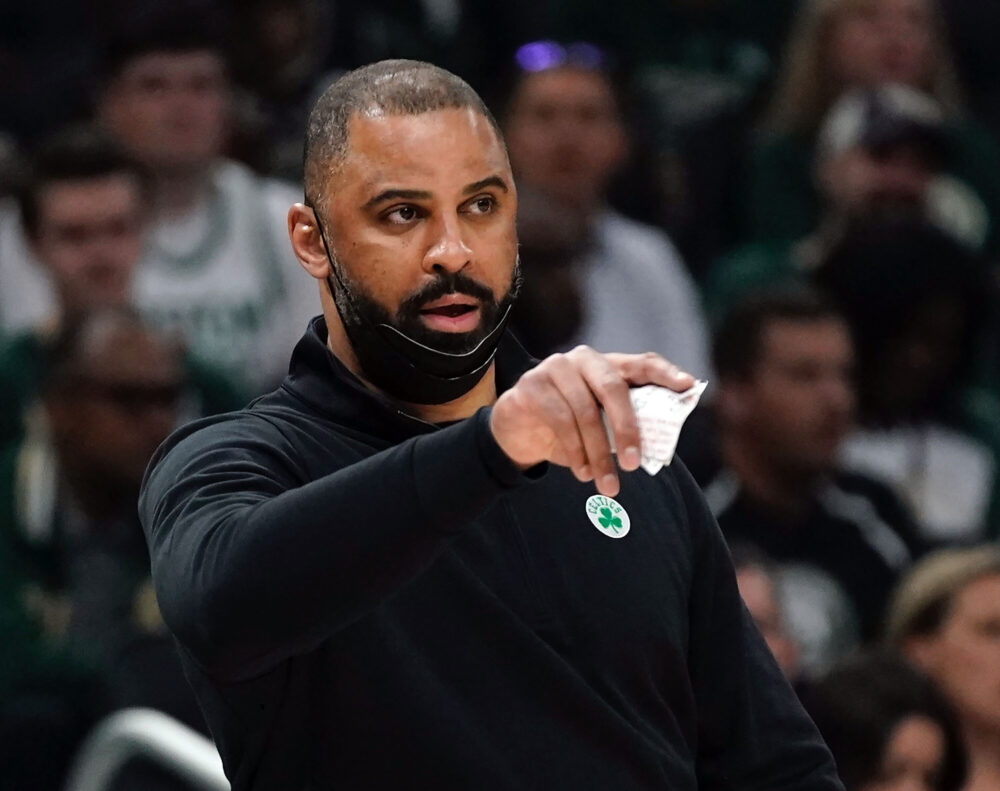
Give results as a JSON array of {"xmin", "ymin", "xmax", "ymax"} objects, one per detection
[{"xmin": 398, "ymin": 272, "xmax": 498, "ymax": 318}]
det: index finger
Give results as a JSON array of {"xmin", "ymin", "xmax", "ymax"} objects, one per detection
[
  {"xmin": 604, "ymin": 352, "xmax": 695, "ymax": 393},
  {"xmin": 573, "ymin": 352, "xmax": 642, "ymax": 480}
]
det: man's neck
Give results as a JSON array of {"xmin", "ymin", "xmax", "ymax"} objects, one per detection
[
  {"xmin": 721, "ymin": 437, "xmax": 819, "ymax": 517},
  {"xmin": 407, "ymin": 369, "xmax": 497, "ymax": 424}
]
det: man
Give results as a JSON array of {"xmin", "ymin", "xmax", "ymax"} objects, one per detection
[
  {"xmin": 703, "ymin": 289, "xmax": 921, "ymax": 668},
  {"xmin": 0, "ymin": 126, "xmax": 243, "ymax": 446},
  {"xmin": 0, "ymin": 308, "xmax": 203, "ymax": 789},
  {"xmin": 0, "ymin": 13, "xmax": 317, "ymax": 394},
  {"xmin": 141, "ymin": 60, "xmax": 842, "ymax": 789},
  {"xmin": 95, "ymin": 15, "xmax": 321, "ymax": 394},
  {"xmin": 503, "ymin": 53, "xmax": 712, "ymax": 378},
  {"xmin": 705, "ymin": 83, "xmax": 989, "ymax": 320},
  {"xmin": 814, "ymin": 218, "xmax": 999, "ymax": 542}
]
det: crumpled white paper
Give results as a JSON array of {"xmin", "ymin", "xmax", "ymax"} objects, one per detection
[{"xmin": 604, "ymin": 381, "xmax": 708, "ymax": 475}]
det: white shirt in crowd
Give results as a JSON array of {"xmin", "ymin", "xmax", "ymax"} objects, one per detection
[
  {"xmin": 562, "ymin": 209, "xmax": 714, "ymax": 383},
  {"xmin": 0, "ymin": 160, "xmax": 319, "ymax": 395}
]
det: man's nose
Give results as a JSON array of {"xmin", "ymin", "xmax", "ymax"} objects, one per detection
[{"xmin": 423, "ymin": 213, "xmax": 472, "ymax": 275}]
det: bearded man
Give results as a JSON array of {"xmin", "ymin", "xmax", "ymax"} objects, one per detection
[{"xmin": 140, "ymin": 60, "xmax": 843, "ymax": 791}]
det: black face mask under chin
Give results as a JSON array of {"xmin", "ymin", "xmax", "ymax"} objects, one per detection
[{"xmin": 310, "ymin": 207, "xmax": 513, "ymax": 405}]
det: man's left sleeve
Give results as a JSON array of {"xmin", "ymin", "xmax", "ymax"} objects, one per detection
[{"xmin": 675, "ymin": 463, "xmax": 844, "ymax": 790}]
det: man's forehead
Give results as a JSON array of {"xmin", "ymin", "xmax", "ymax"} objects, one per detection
[
  {"xmin": 340, "ymin": 109, "xmax": 508, "ymax": 183},
  {"xmin": 515, "ymin": 68, "xmax": 616, "ymax": 107},
  {"xmin": 120, "ymin": 50, "xmax": 225, "ymax": 77}
]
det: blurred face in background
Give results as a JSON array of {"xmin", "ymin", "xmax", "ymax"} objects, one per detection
[
  {"xmin": 868, "ymin": 292, "xmax": 966, "ymax": 419},
  {"xmin": 46, "ymin": 323, "xmax": 185, "ymax": 498},
  {"xmin": 860, "ymin": 714, "xmax": 946, "ymax": 791},
  {"xmin": 736, "ymin": 565, "xmax": 800, "ymax": 680},
  {"xmin": 29, "ymin": 174, "xmax": 145, "ymax": 315},
  {"xmin": 722, "ymin": 318, "xmax": 855, "ymax": 478},
  {"xmin": 907, "ymin": 573, "xmax": 1000, "ymax": 737},
  {"xmin": 818, "ymin": 141, "xmax": 935, "ymax": 218},
  {"xmin": 504, "ymin": 67, "xmax": 627, "ymax": 212},
  {"xmin": 828, "ymin": 0, "xmax": 937, "ymax": 91},
  {"xmin": 99, "ymin": 50, "xmax": 229, "ymax": 174}
]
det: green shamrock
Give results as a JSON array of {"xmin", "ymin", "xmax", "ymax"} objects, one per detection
[{"xmin": 598, "ymin": 506, "xmax": 623, "ymax": 531}]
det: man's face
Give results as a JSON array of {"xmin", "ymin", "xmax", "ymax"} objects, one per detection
[
  {"xmin": 725, "ymin": 318, "xmax": 855, "ymax": 476},
  {"xmin": 736, "ymin": 566, "xmax": 800, "ymax": 679},
  {"xmin": 31, "ymin": 174, "xmax": 145, "ymax": 313},
  {"xmin": 504, "ymin": 67, "xmax": 626, "ymax": 209},
  {"xmin": 100, "ymin": 51, "xmax": 228, "ymax": 172},
  {"xmin": 820, "ymin": 143, "xmax": 934, "ymax": 218},
  {"xmin": 830, "ymin": 0, "xmax": 935, "ymax": 91},
  {"xmin": 319, "ymin": 108, "xmax": 519, "ymax": 354},
  {"xmin": 47, "ymin": 326, "xmax": 184, "ymax": 492}
]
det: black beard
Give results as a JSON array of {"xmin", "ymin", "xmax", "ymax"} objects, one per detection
[{"xmin": 331, "ymin": 256, "xmax": 522, "ymax": 355}]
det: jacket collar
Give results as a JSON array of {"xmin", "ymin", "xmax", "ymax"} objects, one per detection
[{"xmin": 280, "ymin": 316, "xmax": 536, "ymax": 444}]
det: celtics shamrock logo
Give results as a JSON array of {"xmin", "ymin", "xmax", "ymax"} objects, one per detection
[
  {"xmin": 585, "ymin": 495, "xmax": 631, "ymax": 539},
  {"xmin": 598, "ymin": 507, "xmax": 623, "ymax": 531}
]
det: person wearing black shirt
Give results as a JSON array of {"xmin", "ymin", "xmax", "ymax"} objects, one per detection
[
  {"xmin": 702, "ymin": 289, "xmax": 922, "ymax": 667},
  {"xmin": 140, "ymin": 60, "xmax": 843, "ymax": 790}
]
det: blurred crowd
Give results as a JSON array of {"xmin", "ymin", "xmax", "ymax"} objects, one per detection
[{"xmin": 1, "ymin": 1, "xmax": 999, "ymax": 789}]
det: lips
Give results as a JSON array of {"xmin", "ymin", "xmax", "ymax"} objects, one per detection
[
  {"xmin": 419, "ymin": 294, "xmax": 480, "ymax": 319},
  {"xmin": 418, "ymin": 294, "xmax": 482, "ymax": 332}
]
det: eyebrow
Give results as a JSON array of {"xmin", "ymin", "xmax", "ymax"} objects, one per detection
[
  {"xmin": 361, "ymin": 175, "xmax": 510, "ymax": 210},
  {"xmin": 462, "ymin": 175, "xmax": 510, "ymax": 195},
  {"xmin": 362, "ymin": 189, "xmax": 432, "ymax": 210}
]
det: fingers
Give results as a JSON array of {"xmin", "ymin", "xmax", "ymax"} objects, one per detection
[
  {"xmin": 513, "ymin": 370, "xmax": 590, "ymax": 478},
  {"xmin": 546, "ymin": 354, "xmax": 620, "ymax": 490},
  {"xmin": 499, "ymin": 347, "xmax": 694, "ymax": 497},
  {"xmin": 604, "ymin": 351, "xmax": 695, "ymax": 392},
  {"xmin": 567, "ymin": 349, "xmax": 641, "ymax": 486}
]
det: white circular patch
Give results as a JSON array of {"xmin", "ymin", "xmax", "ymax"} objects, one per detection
[{"xmin": 585, "ymin": 495, "xmax": 631, "ymax": 539}]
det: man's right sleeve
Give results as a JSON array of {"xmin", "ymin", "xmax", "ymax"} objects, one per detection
[{"xmin": 139, "ymin": 407, "xmax": 541, "ymax": 682}]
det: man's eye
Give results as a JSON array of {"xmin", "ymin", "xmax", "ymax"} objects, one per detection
[
  {"xmin": 467, "ymin": 196, "xmax": 496, "ymax": 215},
  {"xmin": 385, "ymin": 206, "xmax": 419, "ymax": 224}
]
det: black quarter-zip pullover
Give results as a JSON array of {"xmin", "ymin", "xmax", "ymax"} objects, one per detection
[{"xmin": 139, "ymin": 317, "xmax": 843, "ymax": 791}]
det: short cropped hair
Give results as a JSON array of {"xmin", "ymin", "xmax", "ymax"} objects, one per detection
[
  {"xmin": 99, "ymin": 5, "xmax": 228, "ymax": 83},
  {"xmin": 885, "ymin": 546, "xmax": 1000, "ymax": 646},
  {"xmin": 303, "ymin": 60, "xmax": 504, "ymax": 210},
  {"xmin": 19, "ymin": 126, "xmax": 147, "ymax": 238},
  {"xmin": 712, "ymin": 286, "xmax": 843, "ymax": 381}
]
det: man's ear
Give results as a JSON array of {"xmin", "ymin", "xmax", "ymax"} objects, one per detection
[{"xmin": 288, "ymin": 203, "xmax": 332, "ymax": 280}]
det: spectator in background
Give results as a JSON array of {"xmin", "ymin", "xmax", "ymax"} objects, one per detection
[
  {"xmin": 508, "ymin": 187, "xmax": 588, "ymax": 357},
  {"xmin": 887, "ymin": 547, "xmax": 1000, "ymax": 791},
  {"xmin": 502, "ymin": 47, "xmax": 713, "ymax": 379},
  {"xmin": 745, "ymin": 0, "xmax": 1000, "ymax": 255},
  {"xmin": 227, "ymin": 0, "xmax": 344, "ymax": 180},
  {"xmin": 731, "ymin": 543, "xmax": 802, "ymax": 684},
  {"xmin": 814, "ymin": 217, "xmax": 1000, "ymax": 542},
  {"xmin": 701, "ymin": 289, "xmax": 920, "ymax": 671},
  {"xmin": 509, "ymin": 2, "xmax": 804, "ymax": 273},
  {"xmin": 804, "ymin": 652, "xmax": 967, "ymax": 791},
  {"xmin": 0, "ymin": 127, "xmax": 243, "ymax": 447},
  {"xmin": 92, "ymin": 11, "xmax": 319, "ymax": 394},
  {"xmin": 0, "ymin": 308, "xmax": 203, "ymax": 790},
  {"xmin": 705, "ymin": 83, "xmax": 989, "ymax": 320}
]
